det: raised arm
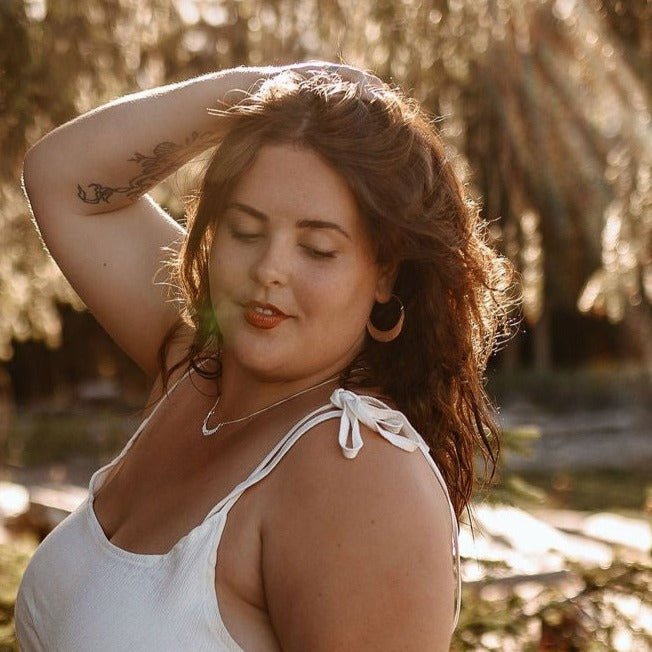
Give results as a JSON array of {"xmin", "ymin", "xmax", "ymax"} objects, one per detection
[
  {"xmin": 22, "ymin": 67, "xmax": 270, "ymax": 378},
  {"xmin": 22, "ymin": 62, "xmax": 381, "ymax": 379}
]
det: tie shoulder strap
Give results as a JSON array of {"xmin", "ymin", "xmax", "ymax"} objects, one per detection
[
  {"xmin": 329, "ymin": 388, "xmax": 430, "ymax": 459},
  {"xmin": 328, "ymin": 387, "xmax": 462, "ymax": 633}
]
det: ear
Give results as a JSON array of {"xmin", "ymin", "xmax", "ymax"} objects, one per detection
[{"xmin": 374, "ymin": 261, "xmax": 400, "ymax": 303}]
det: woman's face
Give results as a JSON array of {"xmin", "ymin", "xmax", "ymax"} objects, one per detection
[{"xmin": 208, "ymin": 142, "xmax": 396, "ymax": 382}]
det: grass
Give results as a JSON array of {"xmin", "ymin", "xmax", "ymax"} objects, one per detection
[
  {"xmin": 2, "ymin": 408, "xmax": 140, "ymax": 467},
  {"xmin": 0, "ymin": 538, "xmax": 37, "ymax": 651},
  {"xmin": 487, "ymin": 365, "xmax": 651, "ymax": 413},
  {"xmin": 512, "ymin": 468, "xmax": 652, "ymax": 513}
]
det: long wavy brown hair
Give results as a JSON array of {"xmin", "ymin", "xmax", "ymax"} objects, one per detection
[{"xmin": 156, "ymin": 70, "xmax": 519, "ymax": 522}]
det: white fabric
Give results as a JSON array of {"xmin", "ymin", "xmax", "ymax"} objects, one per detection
[
  {"xmin": 330, "ymin": 388, "xmax": 429, "ymax": 458},
  {"xmin": 15, "ymin": 372, "xmax": 461, "ymax": 650}
]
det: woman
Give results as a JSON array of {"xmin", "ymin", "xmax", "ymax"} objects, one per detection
[{"xmin": 16, "ymin": 62, "xmax": 514, "ymax": 650}]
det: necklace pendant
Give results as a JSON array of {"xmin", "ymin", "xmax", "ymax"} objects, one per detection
[
  {"xmin": 202, "ymin": 420, "xmax": 222, "ymax": 437},
  {"xmin": 199, "ymin": 371, "xmax": 342, "ymax": 438}
]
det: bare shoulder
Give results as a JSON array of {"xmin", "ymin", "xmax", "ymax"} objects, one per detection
[
  {"xmin": 268, "ymin": 403, "xmax": 451, "ymax": 514},
  {"xmin": 261, "ymin": 401, "xmax": 457, "ymax": 651}
]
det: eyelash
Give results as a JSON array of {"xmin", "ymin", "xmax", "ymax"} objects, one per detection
[{"xmin": 230, "ymin": 231, "xmax": 337, "ymax": 259}]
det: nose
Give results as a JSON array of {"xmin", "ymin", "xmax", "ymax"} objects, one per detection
[{"xmin": 249, "ymin": 235, "xmax": 290, "ymax": 287}]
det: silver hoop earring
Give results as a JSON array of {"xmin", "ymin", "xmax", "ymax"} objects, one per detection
[{"xmin": 366, "ymin": 294, "xmax": 405, "ymax": 343}]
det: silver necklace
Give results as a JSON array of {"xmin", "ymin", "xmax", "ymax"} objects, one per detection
[{"xmin": 202, "ymin": 372, "xmax": 341, "ymax": 437}]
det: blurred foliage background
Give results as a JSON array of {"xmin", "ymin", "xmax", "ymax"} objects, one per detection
[
  {"xmin": 0, "ymin": 0, "xmax": 651, "ymax": 401},
  {"xmin": 0, "ymin": 0, "xmax": 651, "ymax": 649}
]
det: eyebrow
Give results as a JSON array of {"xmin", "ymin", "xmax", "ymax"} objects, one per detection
[{"xmin": 226, "ymin": 202, "xmax": 352, "ymax": 240}]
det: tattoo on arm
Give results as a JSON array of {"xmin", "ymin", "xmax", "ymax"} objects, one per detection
[{"xmin": 77, "ymin": 130, "xmax": 216, "ymax": 205}]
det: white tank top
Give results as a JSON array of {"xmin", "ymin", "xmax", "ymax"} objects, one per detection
[{"xmin": 15, "ymin": 368, "xmax": 461, "ymax": 651}]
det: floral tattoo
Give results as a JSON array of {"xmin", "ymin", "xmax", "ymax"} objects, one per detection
[{"xmin": 77, "ymin": 130, "xmax": 215, "ymax": 204}]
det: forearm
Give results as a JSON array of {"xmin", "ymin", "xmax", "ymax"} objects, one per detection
[{"xmin": 23, "ymin": 67, "xmax": 267, "ymax": 215}]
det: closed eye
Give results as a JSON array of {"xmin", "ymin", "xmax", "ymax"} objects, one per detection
[
  {"xmin": 230, "ymin": 230, "xmax": 337, "ymax": 259},
  {"xmin": 302, "ymin": 246, "xmax": 337, "ymax": 259},
  {"xmin": 230, "ymin": 231, "xmax": 259, "ymax": 242}
]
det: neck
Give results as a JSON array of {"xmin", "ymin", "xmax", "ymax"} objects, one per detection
[{"xmin": 212, "ymin": 352, "xmax": 346, "ymax": 427}]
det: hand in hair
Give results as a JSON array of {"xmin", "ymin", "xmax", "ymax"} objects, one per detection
[
  {"xmin": 283, "ymin": 60, "xmax": 384, "ymax": 95},
  {"xmin": 238, "ymin": 60, "xmax": 384, "ymax": 102}
]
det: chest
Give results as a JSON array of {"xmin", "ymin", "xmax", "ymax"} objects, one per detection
[{"xmin": 91, "ymin": 386, "xmax": 289, "ymax": 650}]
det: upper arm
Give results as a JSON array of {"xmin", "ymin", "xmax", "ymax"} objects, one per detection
[
  {"xmin": 23, "ymin": 154, "xmax": 191, "ymax": 378},
  {"xmin": 262, "ymin": 419, "xmax": 456, "ymax": 651}
]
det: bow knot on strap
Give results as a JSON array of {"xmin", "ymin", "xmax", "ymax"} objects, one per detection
[{"xmin": 329, "ymin": 388, "xmax": 429, "ymax": 459}]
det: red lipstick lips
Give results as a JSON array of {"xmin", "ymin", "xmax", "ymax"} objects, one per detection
[{"xmin": 243, "ymin": 301, "xmax": 290, "ymax": 329}]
